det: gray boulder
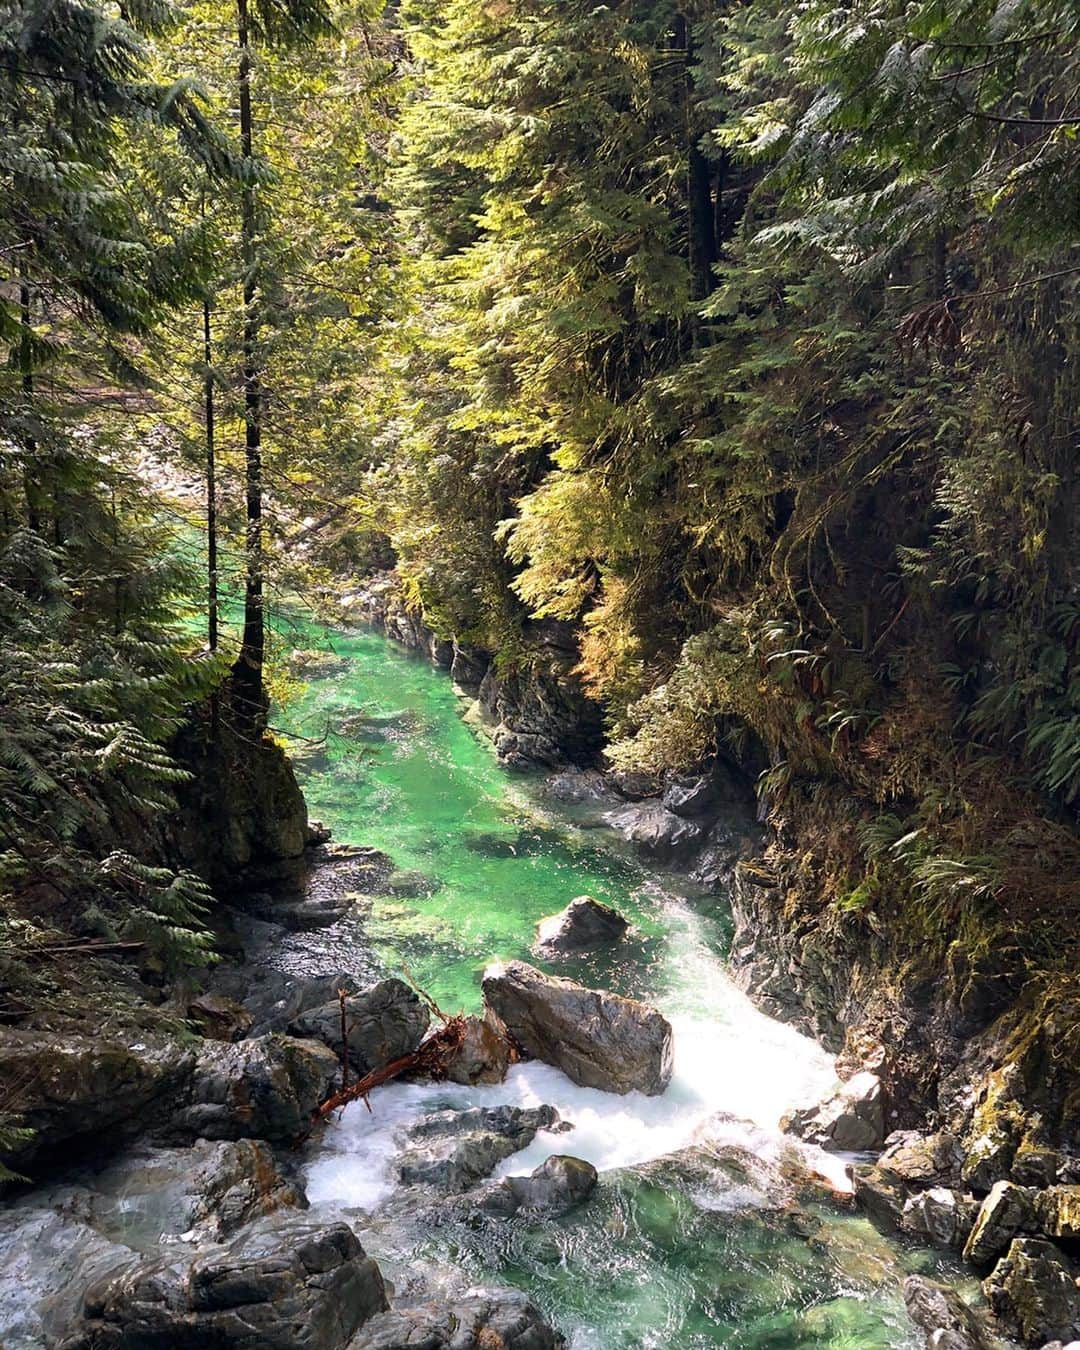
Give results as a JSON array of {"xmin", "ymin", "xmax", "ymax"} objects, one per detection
[
  {"xmin": 397, "ymin": 1104, "xmax": 561, "ymax": 1193},
  {"xmin": 0, "ymin": 1028, "xmax": 194, "ymax": 1174},
  {"xmin": 965, "ymin": 1180, "xmax": 1038, "ymax": 1265},
  {"xmin": 852, "ymin": 1130, "xmax": 966, "ymax": 1232},
  {"xmin": 661, "ymin": 774, "xmax": 716, "ymax": 817},
  {"xmin": 188, "ymin": 993, "xmax": 255, "ymax": 1042},
  {"xmin": 65, "ymin": 1214, "xmax": 387, "ymax": 1350},
  {"xmin": 983, "ymin": 1238, "xmax": 1080, "ymax": 1346},
  {"xmin": 0, "ymin": 1207, "xmax": 133, "ymax": 1350},
  {"xmin": 902, "ymin": 1275, "xmax": 998, "ymax": 1350},
  {"xmin": 602, "ymin": 800, "xmax": 704, "ymax": 862},
  {"xmin": 482, "ymin": 961, "xmax": 674, "ymax": 1096},
  {"xmin": 170, "ymin": 1035, "xmax": 339, "ymax": 1143},
  {"xmin": 475, "ymin": 1155, "xmax": 598, "ymax": 1218},
  {"xmin": 351, "ymin": 1285, "xmax": 563, "ymax": 1350},
  {"xmin": 902, "ymin": 1186, "xmax": 980, "ymax": 1250},
  {"xmin": 534, "ymin": 896, "xmax": 628, "ymax": 955},
  {"xmin": 782, "ymin": 1070, "xmax": 885, "ymax": 1152},
  {"xmin": 289, "ymin": 978, "xmax": 430, "ymax": 1073}
]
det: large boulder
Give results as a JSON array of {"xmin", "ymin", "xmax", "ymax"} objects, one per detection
[
  {"xmin": 965, "ymin": 1180, "xmax": 1038, "ymax": 1265},
  {"xmin": 901, "ymin": 1187, "xmax": 980, "ymax": 1250},
  {"xmin": 782, "ymin": 1071, "xmax": 886, "ymax": 1152},
  {"xmin": 534, "ymin": 896, "xmax": 628, "ymax": 955},
  {"xmin": 475, "ymin": 1155, "xmax": 598, "ymax": 1218},
  {"xmin": 169, "ymin": 1035, "xmax": 339, "ymax": 1144},
  {"xmin": 983, "ymin": 1238, "xmax": 1080, "ymax": 1346},
  {"xmin": 602, "ymin": 800, "xmax": 704, "ymax": 862},
  {"xmin": 288, "ymin": 978, "xmax": 430, "ymax": 1074},
  {"xmin": 397, "ymin": 1104, "xmax": 561, "ymax": 1194},
  {"xmin": 851, "ymin": 1130, "xmax": 967, "ymax": 1233},
  {"xmin": 65, "ymin": 1214, "xmax": 387, "ymax": 1350},
  {"xmin": 352, "ymin": 1285, "xmax": 563, "ymax": 1350},
  {"xmin": 902, "ymin": 1275, "xmax": 998, "ymax": 1350},
  {"xmin": 0, "ymin": 1028, "xmax": 194, "ymax": 1174},
  {"xmin": 482, "ymin": 961, "xmax": 674, "ymax": 1096}
]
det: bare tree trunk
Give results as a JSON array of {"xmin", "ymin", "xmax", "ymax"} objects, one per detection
[
  {"xmin": 233, "ymin": 0, "xmax": 266, "ymax": 728},
  {"xmin": 203, "ymin": 296, "xmax": 218, "ymax": 654}
]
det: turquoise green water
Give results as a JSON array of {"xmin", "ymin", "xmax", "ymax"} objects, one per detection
[{"xmin": 270, "ymin": 616, "xmax": 959, "ymax": 1350}]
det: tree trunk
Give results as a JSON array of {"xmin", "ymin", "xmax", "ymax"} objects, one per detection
[
  {"xmin": 19, "ymin": 256, "xmax": 44, "ymax": 535},
  {"xmin": 203, "ymin": 297, "xmax": 218, "ymax": 654},
  {"xmin": 233, "ymin": 0, "xmax": 265, "ymax": 728}
]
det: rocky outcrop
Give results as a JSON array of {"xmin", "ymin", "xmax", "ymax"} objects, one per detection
[
  {"xmin": 66, "ymin": 1214, "xmax": 387, "ymax": 1350},
  {"xmin": 902, "ymin": 1276, "xmax": 999, "ymax": 1350},
  {"xmin": 534, "ymin": 896, "xmax": 628, "ymax": 955},
  {"xmin": 288, "ymin": 978, "xmax": 430, "ymax": 1074},
  {"xmin": 983, "ymin": 1238, "xmax": 1080, "ymax": 1345},
  {"xmin": 782, "ymin": 1071, "xmax": 885, "ymax": 1152},
  {"xmin": 352, "ymin": 1285, "xmax": 564, "ymax": 1350},
  {"xmin": 482, "ymin": 961, "xmax": 674, "ymax": 1096},
  {"xmin": 0, "ymin": 1028, "xmax": 195, "ymax": 1175},
  {"xmin": 169, "ymin": 1035, "xmax": 339, "ymax": 1144},
  {"xmin": 396, "ymin": 1104, "xmax": 561, "ymax": 1193}
]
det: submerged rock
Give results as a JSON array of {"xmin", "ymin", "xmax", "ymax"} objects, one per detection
[
  {"xmin": 984, "ymin": 1238, "xmax": 1080, "ymax": 1346},
  {"xmin": 542, "ymin": 769, "xmax": 614, "ymax": 804},
  {"xmin": 902, "ymin": 1275, "xmax": 998, "ymax": 1350},
  {"xmin": 351, "ymin": 1284, "xmax": 563, "ymax": 1350},
  {"xmin": 482, "ymin": 960, "xmax": 674, "ymax": 1096},
  {"xmin": 534, "ymin": 895, "xmax": 628, "ymax": 955},
  {"xmin": 474, "ymin": 1154, "xmax": 598, "ymax": 1218},
  {"xmin": 170, "ymin": 1035, "xmax": 339, "ymax": 1144},
  {"xmin": 66, "ymin": 1214, "xmax": 387, "ymax": 1350},
  {"xmin": 288, "ymin": 978, "xmax": 430, "ymax": 1074},
  {"xmin": 782, "ymin": 1070, "xmax": 885, "ymax": 1152},
  {"xmin": 397, "ymin": 1104, "xmax": 561, "ymax": 1193},
  {"xmin": 384, "ymin": 868, "xmax": 440, "ymax": 897}
]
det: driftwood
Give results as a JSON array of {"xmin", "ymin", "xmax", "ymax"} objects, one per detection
[{"xmin": 311, "ymin": 1015, "xmax": 471, "ymax": 1125}]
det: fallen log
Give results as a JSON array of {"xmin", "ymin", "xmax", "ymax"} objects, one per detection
[{"xmin": 310, "ymin": 1014, "xmax": 471, "ymax": 1125}]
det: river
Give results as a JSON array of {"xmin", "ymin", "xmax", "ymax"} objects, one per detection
[{"xmin": 268, "ymin": 617, "xmax": 959, "ymax": 1348}]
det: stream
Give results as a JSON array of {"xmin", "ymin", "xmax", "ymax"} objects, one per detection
[{"xmin": 271, "ymin": 618, "xmax": 960, "ymax": 1348}]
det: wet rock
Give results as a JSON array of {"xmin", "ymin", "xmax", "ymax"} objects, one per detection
[
  {"xmin": 607, "ymin": 769, "xmax": 661, "ymax": 801},
  {"xmin": 397, "ymin": 1104, "xmax": 561, "ymax": 1193},
  {"xmin": 965, "ymin": 1180, "xmax": 1038, "ymax": 1265},
  {"xmin": 534, "ymin": 895, "xmax": 628, "ymax": 955},
  {"xmin": 782, "ymin": 1071, "xmax": 885, "ymax": 1152},
  {"xmin": 902, "ymin": 1275, "xmax": 998, "ymax": 1350},
  {"xmin": 170, "ymin": 1035, "xmax": 339, "ymax": 1144},
  {"xmin": 440, "ymin": 1013, "xmax": 512, "ymax": 1085},
  {"xmin": 29, "ymin": 1139, "xmax": 304, "ymax": 1251},
  {"xmin": 542, "ymin": 768, "xmax": 614, "ymax": 803},
  {"xmin": 482, "ymin": 960, "xmax": 674, "ymax": 1096},
  {"xmin": 67, "ymin": 1214, "xmax": 387, "ymax": 1350},
  {"xmin": 351, "ymin": 1284, "xmax": 563, "ymax": 1350},
  {"xmin": 475, "ymin": 1155, "xmax": 598, "ymax": 1217},
  {"xmin": 0, "ymin": 1028, "xmax": 194, "ymax": 1174},
  {"xmin": 851, "ymin": 1130, "xmax": 965, "ymax": 1233},
  {"xmin": 0, "ymin": 1207, "xmax": 133, "ymax": 1349},
  {"xmin": 983, "ymin": 1238, "xmax": 1080, "ymax": 1345},
  {"xmin": 661, "ymin": 774, "xmax": 716, "ymax": 818},
  {"xmin": 188, "ymin": 993, "xmax": 254, "ymax": 1042},
  {"xmin": 602, "ymin": 800, "xmax": 705, "ymax": 862},
  {"xmin": 289, "ymin": 978, "xmax": 430, "ymax": 1074},
  {"xmin": 901, "ymin": 1187, "xmax": 979, "ymax": 1250},
  {"xmin": 225, "ymin": 969, "xmax": 357, "ymax": 1038}
]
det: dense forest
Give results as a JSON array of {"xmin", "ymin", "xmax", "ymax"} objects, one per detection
[
  {"xmin": 3, "ymin": 0, "xmax": 1076, "ymax": 983},
  {"xmin": 0, "ymin": 0, "xmax": 1077, "ymax": 1346}
]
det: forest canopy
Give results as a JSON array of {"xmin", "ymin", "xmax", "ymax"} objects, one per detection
[{"xmin": 0, "ymin": 0, "xmax": 1076, "ymax": 984}]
